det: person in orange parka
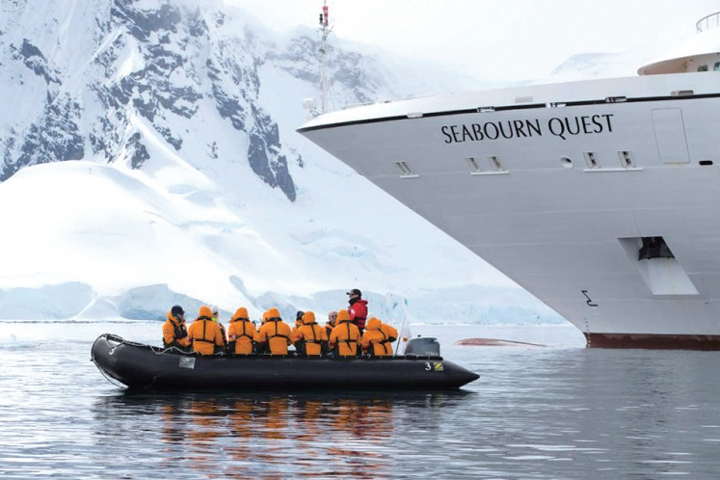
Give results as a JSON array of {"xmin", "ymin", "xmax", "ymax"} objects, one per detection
[
  {"xmin": 360, "ymin": 317, "xmax": 396, "ymax": 357},
  {"xmin": 329, "ymin": 309, "xmax": 361, "ymax": 357},
  {"xmin": 257, "ymin": 308, "xmax": 292, "ymax": 355},
  {"xmin": 162, "ymin": 305, "xmax": 191, "ymax": 351},
  {"xmin": 227, "ymin": 307, "xmax": 258, "ymax": 355},
  {"xmin": 294, "ymin": 311, "xmax": 328, "ymax": 356},
  {"xmin": 187, "ymin": 305, "xmax": 225, "ymax": 355}
]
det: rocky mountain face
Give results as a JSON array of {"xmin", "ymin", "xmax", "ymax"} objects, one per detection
[{"xmin": 0, "ymin": 0, "xmax": 390, "ymax": 201}]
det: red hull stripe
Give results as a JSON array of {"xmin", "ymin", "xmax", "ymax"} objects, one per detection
[{"xmin": 586, "ymin": 333, "xmax": 720, "ymax": 350}]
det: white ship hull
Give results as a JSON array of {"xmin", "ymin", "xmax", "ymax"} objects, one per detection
[{"xmin": 299, "ymin": 73, "xmax": 720, "ymax": 349}]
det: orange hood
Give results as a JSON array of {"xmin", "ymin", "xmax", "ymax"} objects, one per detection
[
  {"xmin": 231, "ymin": 307, "xmax": 249, "ymax": 322},
  {"xmin": 365, "ymin": 317, "xmax": 382, "ymax": 330},
  {"xmin": 302, "ymin": 311, "xmax": 317, "ymax": 324}
]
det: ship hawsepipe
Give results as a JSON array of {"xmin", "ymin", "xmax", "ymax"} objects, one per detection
[{"xmin": 91, "ymin": 334, "xmax": 479, "ymax": 391}]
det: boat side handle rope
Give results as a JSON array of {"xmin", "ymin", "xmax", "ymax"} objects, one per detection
[{"xmin": 91, "ymin": 358, "xmax": 126, "ymax": 389}]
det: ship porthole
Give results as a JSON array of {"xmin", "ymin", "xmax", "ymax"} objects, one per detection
[{"xmin": 560, "ymin": 156, "xmax": 574, "ymax": 169}]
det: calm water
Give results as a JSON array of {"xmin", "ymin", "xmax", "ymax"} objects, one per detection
[{"xmin": 0, "ymin": 322, "xmax": 718, "ymax": 479}]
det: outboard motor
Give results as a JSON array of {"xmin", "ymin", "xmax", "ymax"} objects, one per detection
[{"xmin": 405, "ymin": 337, "xmax": 440, "ymax": 357}]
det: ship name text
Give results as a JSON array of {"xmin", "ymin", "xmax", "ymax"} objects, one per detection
[{"xmin": 441, "ymin": 114, "xmax": 614, "ymax": 143}]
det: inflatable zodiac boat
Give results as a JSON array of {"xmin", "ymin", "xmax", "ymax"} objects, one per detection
[{"xmin": 91, "ymin": 333, "xmax": 479, "ymax": 391}]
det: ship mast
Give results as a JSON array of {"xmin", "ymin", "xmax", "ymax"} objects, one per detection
[{"xmin": 318, "ymin": 1, "xmax": 333, "ymax": 114}]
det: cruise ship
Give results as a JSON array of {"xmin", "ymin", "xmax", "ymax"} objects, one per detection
[{"xmin": 299, "ymin": 13, "xmax": 720, "ymax": 349}]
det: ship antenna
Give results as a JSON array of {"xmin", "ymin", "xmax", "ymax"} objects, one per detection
[
  {"xmin": 318, "ymin": 1, "xmax": 333, "ymax": 114},
  {"xmin": 302, "ymin": 1, "xmax": 335, "ymax": 117}
]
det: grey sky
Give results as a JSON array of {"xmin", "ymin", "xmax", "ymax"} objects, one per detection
[{"xmin": 225, "ymin": 0, "xmax": 720, "ymax": 82}]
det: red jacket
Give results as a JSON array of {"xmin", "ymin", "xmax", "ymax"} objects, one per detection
[{"xmin": 348, "ymin": 299, "xmax": 368, "ymax": 330}]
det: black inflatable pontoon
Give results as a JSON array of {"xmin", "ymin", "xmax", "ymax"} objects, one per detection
[{"xmin": 91, "ymin": 333, "xmax": 479, "ymax": 391}]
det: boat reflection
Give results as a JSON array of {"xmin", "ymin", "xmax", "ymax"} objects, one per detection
[{"xmin": 93, "ymin": 390, "xmax": 473, "ymax": 478}]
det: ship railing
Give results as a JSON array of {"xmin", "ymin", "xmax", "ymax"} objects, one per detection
[{"xmin": 696, "ymin": 12, "xmax": 720, "ymax": 32}]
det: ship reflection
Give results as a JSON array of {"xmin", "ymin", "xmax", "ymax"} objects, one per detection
[{"xmin": 94, "ymin": 390, "xmax": 471, "ymax": 478}]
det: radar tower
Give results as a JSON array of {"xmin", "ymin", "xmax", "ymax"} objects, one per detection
[{"xmin": 318, "ymin": 1, "xmax": 333, "ymax": 114}]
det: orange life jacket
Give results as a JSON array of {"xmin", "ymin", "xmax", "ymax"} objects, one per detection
[
  {"xmin": 360, "ymin": 318, "xmax": 393, "ymax": 356},
  {"xmin": 329, "ymin": 320, "xmax": 360, "ymax": 357},
  {"xmin": 188, "ymin": 317, "xmax": 224, "ymax": 355},
  {"xmin": 162, "ymin": 313, "xmax": 191, "ymax": 349},
  {"xmin": 295, "ymin": 322, "xmax": 328, "ymax": 356},
  {"xmin": 258, "ymin": 319, "xmax": 292, "ymax": 355},
  {"xmin": 228, "ymin": 318, "xmax": 257, "ymax": 354}
]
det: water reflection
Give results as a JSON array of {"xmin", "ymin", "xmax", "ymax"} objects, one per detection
[{"xmin": 93, "ymin": 391, "xmax": 473, "ymax": 479}]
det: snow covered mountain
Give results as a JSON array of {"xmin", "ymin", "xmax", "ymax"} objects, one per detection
[{"xmin": 0, "ymin": 0, "xmax": 563, "ymax": 324}]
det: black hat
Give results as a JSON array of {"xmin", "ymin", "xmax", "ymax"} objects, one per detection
[
  {"xmin": 346, "ymin": 288, "xmax": 362, "ymax": 297},
  {"xmin": 296, "ymin": 310, "xmax": 305, "ymax": 320},
  {"xmin": 171, "ymin": 305, "xmax": 184, "ymax": 316}
]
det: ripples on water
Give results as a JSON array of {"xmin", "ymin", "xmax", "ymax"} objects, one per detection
[{"xmin": 0, "ymin": 322, "xmax": 718, "ymax": 479}]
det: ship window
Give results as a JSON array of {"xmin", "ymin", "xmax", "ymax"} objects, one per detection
[
  {"xmin": 394, "ymin": 161, "xmax": 418, "ymax": 178},
  {"xmin": 715, "ymin": 62, "xmax": 720, "ymax": 71},
  {"xmin": 560, "ymin": 156, "xmax": 573, "ymax": 169},
  {"xmin": 583, "ymin": 152, "xmax": 599, "ymax": 169},
  {"xmin": 699, "ymin": 160, "xmax": 714, "ymax": 166},
  {"xmin": 465, "ymin": 157, "xmax": 481, "ymax": 173},
  {"xmin": 487, "ymin": 156, "xmax": 504, "ymax": 171},
  {"xmin": 697, "ymin": 64, "xmax": 709, "ymax": 72},
  {"xmin": 618, "ymin": 151, "xmax": 634, "ymax": 168}
]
